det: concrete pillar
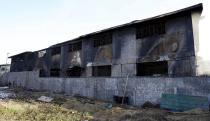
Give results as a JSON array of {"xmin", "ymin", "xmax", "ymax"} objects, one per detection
[
  {"xmin": 121, "ymin": 64, "xmax": 136, "ymax": 77},
  {"xmin": 45, "ymin": 48, "xmax": 51, "ymax": 77},
  {"xmin": 83, "ymin": 39, "xmax": 94, "ymax": 77},
  {"xmin": 60, "ymin": 45, "xmax": 68, "ymax": 77},
  {"xmin": 112, "ymin": 27, "xmax": 136, "ymax": 77}
]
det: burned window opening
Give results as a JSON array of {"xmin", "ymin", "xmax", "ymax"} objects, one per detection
[
  {"xmin": 93, "ymin": 33, "xmax": 112, "ymax": 47},
  {"xmin": 38, "ymin": 50, "xmax": 46, "ymax": 58},
  {"xmin": 69, "ymin": 41, "xmax": 82, "ymax": 52},
  {"xmin": 136, "ymin": 22, "xmax": 165, "ymax": 39},
  {"xmin": 27, "ymin": 68, "xmax": 33, "ymax": 71},
  {"xmin": 93, "ymin": 65, "xmax": 111, "ymax": 77},
  {"xmin": 12, "ymin": 55, "xmax": 25, "ymax": 62},
  {"xmin": 66, "ymin": 66, "xmax": 82, "ymax": 77},
  {"xmin": 137, "ymin": 61, "xmax": 168, "ymax": 76},
  {"xmin": 50, "ymin": 68, "xmax": 60, "ymax": 77},
  {"xmin": 51, "ymin": 47, "xmax": 61, "ymax": 56}
]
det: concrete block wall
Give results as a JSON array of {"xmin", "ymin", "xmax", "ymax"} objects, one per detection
[{"xmin": 3, "ymin": 71, "xmax": 210, "ymax": 106}]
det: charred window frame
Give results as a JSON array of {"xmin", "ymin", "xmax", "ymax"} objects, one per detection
[
  {"xmin": 38, "ymin": 50, "xmax": 46, "ymax": 58},
  {"xmin": 92, "ymin": 65, "xmax": 111, "ymax": 77},
  {"xmin": 50, "ymin": 68, "xmax": 60, "ymax": 77},
  {"xmin": 93, "ymin": 33, "xmax": 112, "ymax": 47},
  {"xmin": 69, "ymin": 41, "xmax": 82, "ymax": 52},
  {"xmin": 136, "ymin": 61, "xmax": 168, "ymax": 76},
  {"xmin": 136, "ymin": 21, "xmax": 166, "ymax": 39},
  {"xmin": 51, "ymin": 47, "xmax": 61, "ymax": 56}
]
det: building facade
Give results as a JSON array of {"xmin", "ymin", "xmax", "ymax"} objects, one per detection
[
  {"xmin": 0, "ymin": 64, "xmax": 10, "ymax": 76},
  {"xmin": 10, "ymin": 4, "xmax": 206, "ymax": 77}
]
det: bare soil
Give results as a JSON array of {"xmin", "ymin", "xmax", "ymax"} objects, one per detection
[{"xmin": 0, "ymin": 88, "xmax": 210, "ymax": 121}]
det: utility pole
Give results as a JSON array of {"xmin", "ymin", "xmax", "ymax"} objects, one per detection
[{"xmin": 6, "ymin": 52, "xmax": 10, "ymax": 64}]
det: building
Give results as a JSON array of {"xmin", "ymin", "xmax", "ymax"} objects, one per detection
[
  {"xmin": 10, "ymin": 3, "xmax": 205, "ymax": 77},
  {"xmin": 0, "ymin": 64, "xmax": 10, "ymax": 76},
  {"xmin": 0, "ymin": 64, "xmax": 10, "ymax": 85},
  {"xmin": 5, "ymin": 4, "xmax": 210, "ymax": 107}
]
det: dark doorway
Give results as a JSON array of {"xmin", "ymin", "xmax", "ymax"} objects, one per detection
[{"xmin": 137, "ymin": 61, "xmax": 168, "ymax": 76}]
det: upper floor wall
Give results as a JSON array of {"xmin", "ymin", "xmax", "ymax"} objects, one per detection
[{"xmin": 9, "ymin": 4, "xmax": 203, "ymax": 77}]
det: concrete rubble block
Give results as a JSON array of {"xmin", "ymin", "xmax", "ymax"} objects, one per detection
[{"xmin": 37, "ymin": 96, "xmax": 53, "ymax": 103}]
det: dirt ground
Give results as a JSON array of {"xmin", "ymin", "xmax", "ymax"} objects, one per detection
[{"xmin": 0, "ymin": 88, "xmax": 210, "ymax": 121}]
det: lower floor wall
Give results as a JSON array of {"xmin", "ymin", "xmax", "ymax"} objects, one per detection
[{"xmin": 2, "ymin": 71, "xmax": 210, "ymax": 106}]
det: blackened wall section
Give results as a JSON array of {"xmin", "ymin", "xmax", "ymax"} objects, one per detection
[{"xmin": 9, "ymin": 4, "xmax": 205, "ymax": 77}]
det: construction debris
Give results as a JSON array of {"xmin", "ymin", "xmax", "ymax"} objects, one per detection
[
  {"xmin": 142, "ymin": 101, "xmax": 156, "ymax": 109},
  {"xmin": 74, "ymin": 94, "xmax": 95, "ymax": 104},
  {"xmin": 37, "ymin": 96, "xmax": 53, "ymax": 102},
  {"xmin": 0, "ymin": 91, "xmax": 15, "ymax": 99},
  {"xmin": 0, "ymin": 86, "xmax": 9, "ymax": 90},
  {"xmin": 181, "ymin": 108, "xmax": 208, "ymax": 115},
  {"xmin": 103, "ymin": 103, "xmax": 113, "ymax": 109},
  {"xmin": 0, "ymin": 86, "xmax": 15, "ymax": 99},
  {"xmin": 0, "ymin": 88, "xmax": 210, "ymax": 121}
]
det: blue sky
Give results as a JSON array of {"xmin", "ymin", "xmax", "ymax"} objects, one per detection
[{"xmin": 0, "ymin": 0, "xmax": 208, "ymax": 64}]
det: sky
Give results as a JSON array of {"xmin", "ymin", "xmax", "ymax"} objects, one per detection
[{"xmin": 0, "ymin": 0, "xmax": 209, "ymax": 64}]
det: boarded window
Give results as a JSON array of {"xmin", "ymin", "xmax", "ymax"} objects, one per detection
[
  {"xmin": 50, "ymin": 68, "xmax": 60, "ymax": 77},
  {"xmin": 69, "ymin": 41, "xmax": 82, "ymax": 52},
  {"xmin": 136, "ymin": 22, "xmax": 165, "ymax": 39},
  {"xmin": 137, "ymin": 61, "xmax": 168, "ymax": 76},
  {"xmin": 66, "ymin": 66, "xmax": 82, "ymax": 77},
  {"xmin": 93, "ymin": 33, "xmax": 112, "ymax": 47},
  {"xmin": 93, "ymin": 65, "xmax": 111, "ymax": 77},
  {"xmin": 51, "ymin": 47, "xmax": 61, "ymax": 56}
]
